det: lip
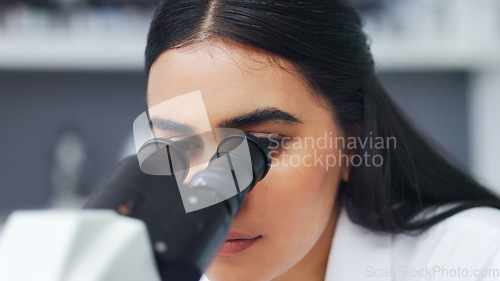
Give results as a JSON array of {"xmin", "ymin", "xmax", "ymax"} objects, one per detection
[{"xmin": 218, "ymin": 232, "xmax": 262, "ymax": 256}]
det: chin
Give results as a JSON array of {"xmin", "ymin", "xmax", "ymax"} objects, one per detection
[{"xmin": 206, "ymin": 258, "xmax": 279, "ymax": 281}]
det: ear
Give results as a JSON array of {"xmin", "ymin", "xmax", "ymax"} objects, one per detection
[{"xmin": 341, "ymin": 122, "xmax": 362, "ymax": 182}]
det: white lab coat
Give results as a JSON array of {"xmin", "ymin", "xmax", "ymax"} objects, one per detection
[{"xmin": 203, "ymin": 206, "xmax": 500, "ymax": 281}]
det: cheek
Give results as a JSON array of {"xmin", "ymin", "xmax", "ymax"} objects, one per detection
[{"xmin": 244, "ymin": 147, "xmax": 342, "ymax": 249}]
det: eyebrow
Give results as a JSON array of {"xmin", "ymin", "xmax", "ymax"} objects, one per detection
[
  {"xmin": 217, "ymin": 107, "xmax": 302, "ymax": 128},
  {"xmin": 148, "ymin": 107, "xmax": 301, "ymax": 133},
  {"xmin": 149, "ymin": 118, "xmax": 195, "ymax": 134}
]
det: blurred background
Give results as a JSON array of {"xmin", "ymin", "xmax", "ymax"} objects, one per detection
[{"xmin": 1, "ymin": 0, "xmax": 499, "ymax": 230}]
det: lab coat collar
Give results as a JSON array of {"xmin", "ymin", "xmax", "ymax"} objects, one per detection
[{"xmin": 324, "ymin": 206, "xmax": 393, "ymax": 281}]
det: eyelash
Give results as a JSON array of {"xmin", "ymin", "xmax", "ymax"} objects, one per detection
[
  {"xmin": 163, "ymin": 132, "xmax": 287, "ymax": 158},
  {"xmin": 248, "ymin": 132, "xmax": 287, "ymax": 152},
  {"xmin": 167, "ymin": 136, "xmax": 203, "ymax": 160}
]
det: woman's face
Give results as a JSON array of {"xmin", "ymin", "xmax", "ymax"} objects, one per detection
[{"xmin": 147, "ymin": 40, "xmax": 349, "ymax": 281}]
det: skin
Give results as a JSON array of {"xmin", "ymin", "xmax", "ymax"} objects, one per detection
[{"xmin": 147, "ymin": 39, "xmax": 351, "ymax": 281}]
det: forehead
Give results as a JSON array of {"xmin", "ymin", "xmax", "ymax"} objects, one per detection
[{"xmin": 146, "ymin": 41, "xmax": 318, "ymax": 124}]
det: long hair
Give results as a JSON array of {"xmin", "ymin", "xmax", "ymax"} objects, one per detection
[{"xmin": 144, "ymin": 0, "xmax": 500, "ymax": 233}]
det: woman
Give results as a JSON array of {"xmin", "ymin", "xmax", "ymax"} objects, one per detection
[{"xmin": 144, "ymin": 1, "xmax": 500, "ymax": 280}]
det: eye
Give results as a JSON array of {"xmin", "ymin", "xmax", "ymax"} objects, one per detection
[
  {"xmin": 249, "ymin": 132, "xmax": 287, "ymax": 152},
  {"xmin": 255, "ymin": 137, "xmax": 280, "ymax": 151},
  {"xmin": 169, "ymin": 136, "xmax": 203, "ymax": 159},
  {"xmin": 175, "ymin": 139, "xmax": 202, "ymax": 152}
]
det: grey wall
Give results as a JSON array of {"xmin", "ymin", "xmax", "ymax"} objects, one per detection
[
  {"xmin": 0, "ymin": 71, "xmax": 145, "ymax": 210},
  {"xmin": 378, "ymin": 71, "xmax": 469, "ymax": 170}
]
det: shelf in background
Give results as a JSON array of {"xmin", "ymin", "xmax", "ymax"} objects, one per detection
[
  {"xmin": 2, "ymin": 35, "xmax": 499, "ymax": 71},
  {"xmin": 0, "ymin": 36, "xmax": 146, "ymax": 71},
  {"xmin": 1, "ymin": 0, "xmax": 499, "ymax": 72},
  {"xmin": 370, "ymin": 38, "xmax": 500, "ymax": 72}
]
